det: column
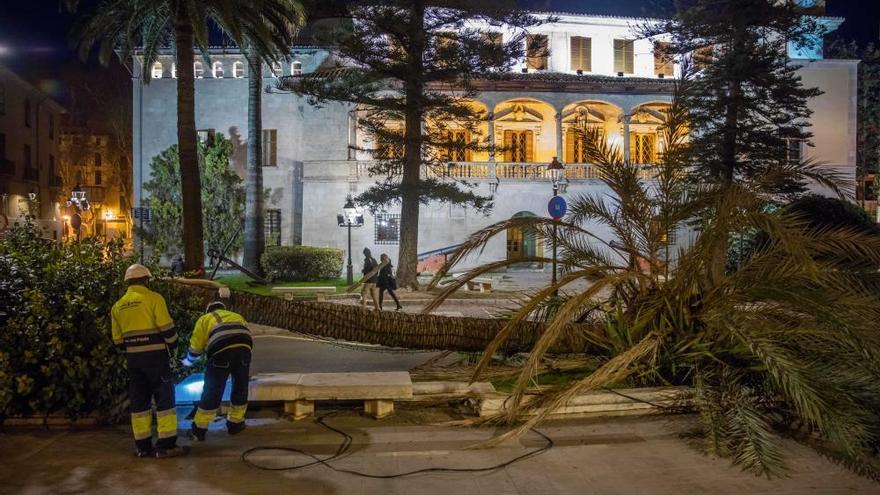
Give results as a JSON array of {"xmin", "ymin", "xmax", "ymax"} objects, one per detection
[
  {"xmin": 487, "ymin": 111, "xmax": 496, "ymax": 162},
  {"xmin": 622, "ymin": 113, "xmax": 631, "ymax": 165},
  {"xmin": 347, "ymin": 109, "xmax": 357, "ymax": 161},
  {"xmin": 555, "ymin": 112, "xmax": 563, "ymax": 161}
]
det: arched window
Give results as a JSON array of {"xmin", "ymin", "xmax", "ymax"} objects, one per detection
[
  {"xmin": 151, "ymin": 61, "xmax": 163, "ymax": 79},
  {"xmin": 271, "ymin": 62, "xmax": 283, "ymax": 77},
  {"xmin": 171, "ymin": 63, "xmax": 177, "ymax": 78},
  {"xmin": 212, "ymin": 61, "xmax": 224, "ymax": 78},
  {"xmin": 292, "ymin": 60, "xmax": 302, "ymax": 76},
  {"xmin": 233, "ymin": 61, "xmax": 244, "ymax": 78},
  {"xmin": 194, "ymin": 62, "xmax": 204, "ymax": 78}
]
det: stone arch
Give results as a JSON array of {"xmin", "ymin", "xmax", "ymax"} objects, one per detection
[
  {"xmin": 493, "ymin": 98, "xmax": 557, "ymax": 163},
  {"xmin": 629, "ymin": 101, "xmax": 674, "ymax": 164},
  {"xmin": 560, "ymin": 100, "xmax": 625, "ymax": 163}
]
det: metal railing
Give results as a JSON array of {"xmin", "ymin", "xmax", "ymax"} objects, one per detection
[{"xmin": 347, "ymin": 160, "xmax": 661, "ymax": 181}]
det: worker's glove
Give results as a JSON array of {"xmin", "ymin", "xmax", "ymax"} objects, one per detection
[{"xmin": 181, "ymin": 356, "xmax": 195, "ymax": 368}]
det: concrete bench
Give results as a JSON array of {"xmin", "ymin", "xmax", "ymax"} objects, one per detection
[
  {"xmin": 248, "ymin": 372, "xmax": 413, "ymax": 420},
  {"xmin": 271, "ymin": 286, "xmax": 337, "ymax": 301},
  {"xmin": 466, "ymin": 277, "xmax": 493, "ymax": 293}
]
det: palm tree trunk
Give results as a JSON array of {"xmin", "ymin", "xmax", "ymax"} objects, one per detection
[
  {"xmin": 395, "ymin": 0, "xmax": 426, "ymax": 290},
  {"xmin": 174, "ymin": 18, "xmax": 205, "ymax": 272},
  {"xmin": 243, "ymin": 48, "xmax": 265, "ymax": 275}
]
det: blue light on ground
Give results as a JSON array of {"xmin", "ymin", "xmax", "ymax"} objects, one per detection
[{"xmin": 175, "ymin": 373, "xmax": 232, "ymax": 404}]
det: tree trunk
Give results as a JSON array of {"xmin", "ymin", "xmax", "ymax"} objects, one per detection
[
  {"xmin": 243, "ymin": 48, "xmax": 265, "ymax": 275},
  {"xmin": 395, "ymin": 0, "xmax": 426, "ymax": 290},
  {"xmin": 174, "ymin": 18, "xmax": 205, "ymax": 273}
]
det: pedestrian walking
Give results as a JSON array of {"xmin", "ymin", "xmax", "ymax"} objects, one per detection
[
  {"xmin": 110, "ymin": 264, "xmax": 188, "ymax": 458},
  {"xmin": 182, "ymin": 301, "xmax": 252, "ymax": 441},
  {"xmin": 377, "ymin": 254, "xmax": 403, "ymax": 311},
  {"xmin": 361, "ymin": 248, "xmax": 381, "ymax": 309}
]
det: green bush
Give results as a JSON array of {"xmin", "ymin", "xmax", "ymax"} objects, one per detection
[
  {"xmin": 261, "ymin": 246, "xmax": 343, "ymax": 282},
  {"xmin": 0, "ymin": 222, "xmax": 201, "ymax": 423}
]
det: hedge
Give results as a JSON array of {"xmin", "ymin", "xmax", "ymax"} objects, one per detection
[
  {"xmin": 261, "ymin": 246, "xmax": 343, "ymax": 282},
  {"xmin": 0, "ymin": 221, "xmax": 201, "ymax": 423}
]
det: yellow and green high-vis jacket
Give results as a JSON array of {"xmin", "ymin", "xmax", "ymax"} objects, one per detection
[
  {"xmin": 186, "ymin": 309, "xmax": 252, "ymax": 362},
  {"xmin": 111, "ymin": 285, "xmax": 176, "ymax": 367}
]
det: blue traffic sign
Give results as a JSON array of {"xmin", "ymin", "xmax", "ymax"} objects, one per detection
[{"xmin": 548, "ymin": 195, "xmax": 567, "ymax": 219}]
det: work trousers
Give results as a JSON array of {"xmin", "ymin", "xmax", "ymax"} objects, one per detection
[
  {"xmin": 193, "ymin": 347, "xmax": 251, "ymax": 433},
  {"xmin": 128, "ymin": 362, "xmax": 178, "ymax": 452}
]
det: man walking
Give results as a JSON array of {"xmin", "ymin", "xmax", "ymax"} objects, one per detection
[
  {"xmin": 183, "ymin": 301, "xmax": 252, "ymax": 441},
  {"xmin": 360, "ymin": 248, "xmax": 381, "ymax": 309},
  {"xmin": 111, "ymin": 264, "xmax": 187, "ymax": 458}
]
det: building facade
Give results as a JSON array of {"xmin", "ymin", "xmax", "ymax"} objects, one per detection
[
  {"xmin": 133, "ymin": 10, "xmax": 858, "ymax": 269},
  {"xmin": 0, "ymin": 64, "xmax": 66, "ymax": 238}
]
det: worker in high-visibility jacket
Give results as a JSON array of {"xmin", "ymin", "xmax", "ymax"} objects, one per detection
[
  {"xmin": 111, "ymin": 264, "xmax": 187, "ymax": 458},
  {"xmin": 182, "ymin": 301, "xmax": 252, "ymax": 441}
]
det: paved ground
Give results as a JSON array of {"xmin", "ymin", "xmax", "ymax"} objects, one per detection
[{"xmin": 1, "ymin": 413, "xmax": 875, "ymax": 494}]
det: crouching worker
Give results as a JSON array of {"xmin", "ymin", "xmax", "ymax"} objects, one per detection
[
  {"xmin": 111, "ymin": 264, "xmax": 187, "ymax": 458},
  {"xmin": 183, "ymin": 301, "xmax": 252, "ymax": 441}
]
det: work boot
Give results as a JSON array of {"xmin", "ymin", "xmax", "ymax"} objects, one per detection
[
  {"xmin": 189, "ymin": 425, "xmax": 207, "ymax": 442},
  {"xmin": 227, "ymin": 421, "xmax": 246, "ymax": 435},
  {"xmin": 135, "ymin": 449, "xmax": 153, "ymax": 458},
  {"xmin": 154, "ymin": 446, "xmax": 190, "ymax": 459}
]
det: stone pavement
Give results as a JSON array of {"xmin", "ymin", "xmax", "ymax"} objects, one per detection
[{"xmin": 1, "ymin": 413, "xmax": 875, "ymax": 494}]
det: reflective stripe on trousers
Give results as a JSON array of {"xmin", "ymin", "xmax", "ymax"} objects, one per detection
[
  {"xmin": 131, "ymin": 410, "xmax": 152, "ymax": 440},
  {"xmin": 193, "ymin": 407, "xmax": 218, "ymax": 429},
  {"xmin": 227, "ymin": 403, "xmax": 248, "ymax": 424},
  {"xmin": 156, "ymin": 407, "xmax": 178, "ymax": 439}
]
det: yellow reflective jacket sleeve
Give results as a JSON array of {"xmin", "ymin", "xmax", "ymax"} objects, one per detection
[
  {"xmin": 154, "ymin": 295, "xmax": 177, "ymax": 345},
  {"xmin": 111, "ymin": 306, "xmax": 123, "ymax": 347},
  {"xmin": 187, "ymin": 314, "xmax": 212, "ymax": 358}
]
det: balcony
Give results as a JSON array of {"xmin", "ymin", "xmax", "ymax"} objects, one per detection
[{"xmin": 24, "ymin": 167, "xmax": 39, "ymax": 182}]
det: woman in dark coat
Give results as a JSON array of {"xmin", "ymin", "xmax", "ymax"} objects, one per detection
[{"xmin": 377, "ymin": 254, "xmax": 402, "ymax": 311}]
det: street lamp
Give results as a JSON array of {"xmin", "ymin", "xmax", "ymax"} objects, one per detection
[
  {"xmin": 337, "ymin": 195, "xmax": 364, "ymax": 285},
  {"xmin": 547, "ymin": 157, "xmax": 566, "ymax": 293}
]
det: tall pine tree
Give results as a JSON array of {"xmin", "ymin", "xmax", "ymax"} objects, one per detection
[{"xmin": 287, "ymin": 0, "xmax": 540, "ymax": 289}]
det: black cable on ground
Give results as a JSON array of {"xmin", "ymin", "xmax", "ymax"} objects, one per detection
[{"xmin": 240, "ymin": 413, "xmax": 554, "ymax": 478}]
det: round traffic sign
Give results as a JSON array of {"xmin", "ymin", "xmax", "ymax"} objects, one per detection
[{"xmin": 548, "ymin": 196, "xmax": 567, "ymax": 219}]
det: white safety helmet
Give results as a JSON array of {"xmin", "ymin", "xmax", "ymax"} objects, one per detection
[{"xmin": 124, "ymin": 264, "xmax": 153, "ymax": 281}]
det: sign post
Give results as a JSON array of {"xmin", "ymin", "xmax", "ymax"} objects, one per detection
[{"xmin": 548, "ymin": 195, "xmax": 567, "ymax": 295}]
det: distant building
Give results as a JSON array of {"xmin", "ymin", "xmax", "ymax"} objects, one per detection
[
  {"xmin": 59, "ymin": 124, "xmax": 133, "ymax": 241},
  {"xmin": 132, "ymin": 7, "xmax": 859, "ymax": 268},
  {"xmin": 0, "ymin": 64, "xmax": 66, "ymax": 239}
]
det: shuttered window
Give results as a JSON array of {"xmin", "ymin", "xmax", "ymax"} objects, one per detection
[
  {"xmin": 526, "ymin": 35, "xmax": 548, "ymax": 70},
  {"xmin": 503, "ymin": 130, "xmax": 534, "ymax": 162},
  {"xmin": 262, "ymin": 129, "xmax": 277, "ymax": 167},
  {"xmin": 614, "ymin": 39, "xmax": 634, "ymax": 74},
  {"xmin": 443, "ymin": 130, "xmax": 471, "ymax": 161},
  {"xmin": 565, "ymin": 128, "xmax": 604, "ymax": 163},
  {"xmin": 654, "ymin": 42, "xmax": 674, "ymax": 76},
  {"xmin": 570, "ymin": 36, "xmax": 591, "ymax": 72}
]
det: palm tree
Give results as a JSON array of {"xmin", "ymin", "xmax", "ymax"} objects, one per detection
[
  {"xmin": 427, "ymin": 73, "xmax": 880, "ymax": 478},
  {"xmin": 68, "ymin": 0, "xmax": 304, "ymax": 273},
  {"xmin": 241, "ymin": 2, "xmax": 306, "ymax": 276}
]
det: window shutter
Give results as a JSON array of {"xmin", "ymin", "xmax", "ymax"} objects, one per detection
[
  {"xmin": 570, "ymin": 38, "xmax": 580, "ymax": 71},
  {"xmin": 570, "ymin": 37, "xmax": 591, "ymax": 72},
  {"xmin": 565, "ymin": 128, "xmax": 576, "ymax": 163},
  {"xmin": 463, "ymin": 130, "xmax": 472, "ymax": 161},
  {"xmin": 503, "ymin": 130, "xmax": 513, "ymax": 161},
  {"xmin": 524, "ymin": 130, "xmax": 534, "ymax": 162}
]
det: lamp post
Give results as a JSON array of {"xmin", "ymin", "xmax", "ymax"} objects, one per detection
[
  {"xmin": 66, "ymin": 184, "xmax": 90, "ymax": 241},
  {"xmin": 547, "ymin": 157, "xmax": 565, "ymax": 294},
  {"xmin": 337, "ymin": 196, "xmax": 364, "ymax": 285}
]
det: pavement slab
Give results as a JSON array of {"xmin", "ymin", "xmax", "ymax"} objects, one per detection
[{"xmin": 1, "ymin": 414, "xmax": 877, "ymax": 494}]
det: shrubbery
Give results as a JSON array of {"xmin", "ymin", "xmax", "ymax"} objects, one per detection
[
  {"xmin": 0, "ymin": 222, "xmax": 201, "ymax": 423},
  {"xmin": 261, "ymin": 246, "xmax": 343, "ymax": 282}
]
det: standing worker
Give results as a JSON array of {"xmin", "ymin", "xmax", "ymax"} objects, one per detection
[
  {"xmin": 111, "ymin": 264, "xmax": 187, "ymax": 458},
  {"xmin": 182, "ymin": 301, "xmax": 252, "ymax": 441},
  {"xmin": 360, "ymin": 248, "xmax": 381, "ymax": 310}
]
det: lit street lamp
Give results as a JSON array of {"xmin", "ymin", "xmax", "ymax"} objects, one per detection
[
  {"xmin": 337, "ymin": 196, "xmax": 364, "ymax": 285},
  {"xmin": 547, "ymin": 157, "xmax": 566, "ymax": 294}
]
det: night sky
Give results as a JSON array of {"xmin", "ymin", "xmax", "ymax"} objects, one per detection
[{"xmin": 0, "ymin": 0, "xmax": 877, "ymax": 106}]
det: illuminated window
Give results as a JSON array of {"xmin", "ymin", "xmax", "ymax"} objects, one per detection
[
  {"xmin": 291, "ymin": 61, "xmax": 302, "ymax": 76},
  {"xmin": 526, "ymin": 34, "xmax": 548, "ymax": 70},
  {"xmin": 570, "ymin": 36, "xmax": 591, "ymax": 72},
  {"xmin": 194, "ymin": 62, "xmax": 204, "ymax": 78},
  {"xmin": 151, "ymin": 61, "xmax": 163, "ymax": 79},
  {"xmin": 375, "ymin": 213, "xmax": 400, "ymax": 245},
  {"xmin": 212, "ymin": 61, "xmax": 224, "ymax": 78},
  {"xmin": 233, "ymin": 61, "xmax": 244, "ymax": 78},
  {"xmin": 374, "ymin": 132, "xmax": 404, "ymax": 160},
  {"xmin": 503, "ymin": 130, "xmax": 534, "ymax": 162},
  {"xmin": 443, "ymin": 130, "xmax": 471, "ymax": 161},
  {"xmin": 630, "ymin": 133, "xmax": 657, "ymax": 164},
  {"xmin": 614, "ymin": 39, "xmax": 634, "ymax": 74},
  {"xmin": 565, "ymin": 127, "xmax": 603, "ymax": 163}
]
